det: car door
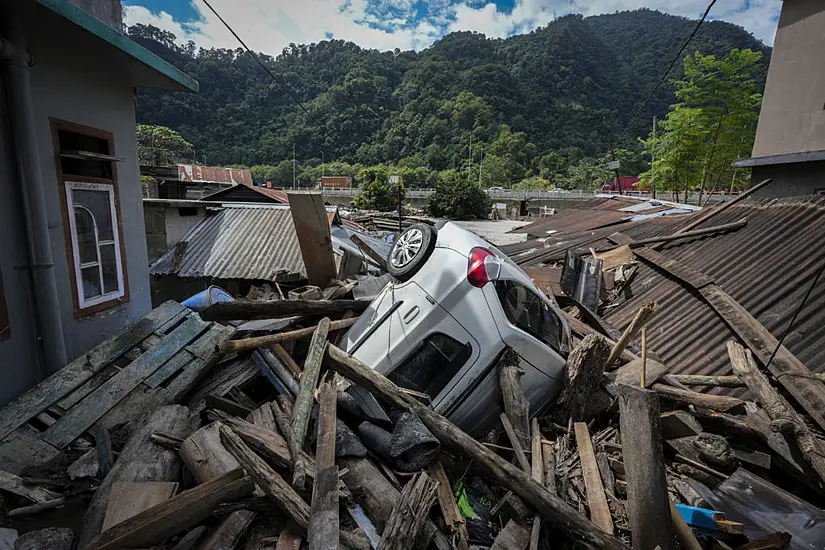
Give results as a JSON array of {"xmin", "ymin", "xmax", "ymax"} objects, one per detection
[{"xmin": 491, "ymin": 278, "xmax": 569, "ymax": 415}]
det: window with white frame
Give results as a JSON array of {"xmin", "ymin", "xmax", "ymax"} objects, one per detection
[{"xmin": 65, "ymin": 181, "xmax": 125, "ymax": 307}]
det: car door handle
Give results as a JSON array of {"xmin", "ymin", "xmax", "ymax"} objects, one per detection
[{"xmin": 403, "ymin": 306, "xmax": 420, "ymax": 324}]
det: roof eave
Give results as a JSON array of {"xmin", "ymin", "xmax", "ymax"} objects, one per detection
[{"xmin": 32, "ymin": 0, "xmax": 199, "ymax": 93}]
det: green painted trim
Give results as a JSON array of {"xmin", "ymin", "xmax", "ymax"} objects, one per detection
[{"xmin": 32, "ymin": 0, "xmax": 199, "ymax": 93}]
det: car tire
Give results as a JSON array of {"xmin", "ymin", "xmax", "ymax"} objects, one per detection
[{"xmin": 387, "ymin": 223, "xmax": 436, "ymax": 281}]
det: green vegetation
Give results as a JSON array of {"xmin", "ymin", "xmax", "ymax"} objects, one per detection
[
  {"xmin": 129, "ymin": 9, "xmax": 768, "ymax": 215},
  {"xmin": 354, "ymin": 166, "xmax": 405, "ymax": 210},
  {"xmin": 639, "ymin": 49, "xmax": 764, "ymax": 202},
  {"xmin": 136, "ymin": 124, "xmax": 194, "ymax": 165},
  {"xmin": 428, "ymin": 171, "xmax": 492, "ymax": 219}
]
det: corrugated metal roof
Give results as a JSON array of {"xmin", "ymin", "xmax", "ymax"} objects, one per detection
[
  {"xmin": 603, "ymin": 196, "xmax": 825, "ymax": 383},
  {"xmin": 150, "ymin": 205, "xmax": 305, "ymax": 280},
  {"xmin": 201, "ymin": 181, "xmax": 289, "ymax": 204}
]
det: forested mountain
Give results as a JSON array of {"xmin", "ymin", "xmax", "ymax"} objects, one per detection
[{"xmin": 130, "ymin": 9, "xmax": 769, "ymax": 171}]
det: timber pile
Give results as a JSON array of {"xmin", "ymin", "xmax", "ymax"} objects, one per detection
[{"xmin": 0, "ymin": 261, "xmax": 823, "ymax": 547}]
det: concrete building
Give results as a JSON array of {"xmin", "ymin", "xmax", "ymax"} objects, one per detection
[
  {"xmin": 0, "ymin": 0, "xmax": 197, "ymax": 404},
  {"xmin": 735, "ymin": 0, "xmax": 825, "ymax": 197}
]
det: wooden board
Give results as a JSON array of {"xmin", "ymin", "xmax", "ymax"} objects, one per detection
[
  {"xmin": 0, "ymin": 301, "xmax": 186, "ymax": 441},
  {"xmin": 490, "ymin": 520, "xmax": 530, "ymax": 550},
  {"xmin": 288, "ymin": 193, "xmax": 337, "ymax": 288},
  {"xmin": 596, "ymin": 245, "xmax": 635, "ymax": 271},
  {"xmin": 43, "ymin": 315, "xmax": 209, "ymax": 448},
  {"xmin": 101, "ymin": 481, "xmax": 178, "ymax": 531},
  {"xmin": 574, "ymin": 423, "xmax": 613, "ymax": 534},
  {"xmin": 0, "ymin": 425, "xmax": 60, "ymax": 475},
  {"xmin": 0, "ymin": 469, "xmax": 58, "ymax": 503}
]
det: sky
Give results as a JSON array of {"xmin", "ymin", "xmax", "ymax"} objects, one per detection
[{"xmin": 122, "ymin": 0, "xmax": 781, "ymax": 57}]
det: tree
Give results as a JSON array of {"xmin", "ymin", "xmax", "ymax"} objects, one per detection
[
  {"xmin": 137, "ymin": 125, "xmax": 194, "ymax": 165},
  {"xmin": 427, "ymin": 170, "xmax": 491, "ymax": 219},
  {"xmin": 556, "ymin": 158, "xmax": 612, "ymax": 190},
  {"xmin": 640, "ymin": 49, "xmax": 763, "ymax": 202},
  {"xmin": 354, "ymin": 165, "xmax": 404, "ymax": 210}
]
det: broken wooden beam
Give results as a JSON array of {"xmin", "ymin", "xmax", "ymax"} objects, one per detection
[
  {"xmin": 201, "ymin": 299, "xmax": 370, "ymax": 322},
  {"xmin": 727, "ymin": 341, "xmax": 825, "ymax": 487},
  {"xmin": 309, "ymin": 375, "xmax": 339, "ymax": 550},
  {"xmin": 499, "ymin": 360, "xmax": 531, "ymax": 452},
  {"xmin": 618, "ymin": 385, "xmax": 673, "ymax": 550},
  {"xmin": 530, "ymin": 419, "xmax": 544, "ymax": 550},
  {"xmin": 180, "ymin": 422, "xmax": 239, "ymax": 484},
  {"xmin": 605, "ymin": 302, "xmax": 657, "ymax": 370},
  {"xmin": 652, "ymin": 383, "xmax": 745, "ymax": 412},
  {"xmin": 559, "ymin": 334, "xmax": 611, "ymax": 420},
  {"xmin": 289, "ymin": 193, "xmax": 338, "ymax": 288},
  {"xmin": 292, "ymin": 317, "xmax": 331, "ymax": 448},
  {"xmin": 428, "ymin": 461, "xmax": 469, "ymax": 550},
  {"xmin": 326, "ymin": 344, "xmax": 628, "ymax": 550},
  {"xmin": 86, "ymin": 469, "xmax": 253, "ymax": 550},
  {"xmin": 490, "ymin": 520, "xmax": 531, "ymax": 550},
  {"xmin": 574, "ymin": 422, "xmax": 613, "ymax": 534},
  {"xmin": 269, "ymin": 400, "xmax": 307, "ymax": 489},
  {"xmin": 0, "ymin": 470, "xmax": 58, "ymax": 503},
  {"xmin": 217, "ymin": 317, "xmax": 357, "ymax": 354},
  {"xmin": 377, "ymin": 471, "xmax": 439, "ymax": 550},
  {"xmin": 501, "ymin": 412, "xmax": 531, "ymax": 473}
]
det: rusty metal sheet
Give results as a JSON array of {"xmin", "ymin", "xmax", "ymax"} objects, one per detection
[{"xmin": 178, "ymin": 164, "xmax": 253, "ymax": 186}]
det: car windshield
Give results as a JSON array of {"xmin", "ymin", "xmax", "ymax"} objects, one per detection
[{"xmin": 494, "ymin": 279, "xmax": 563, "ymax": 353}]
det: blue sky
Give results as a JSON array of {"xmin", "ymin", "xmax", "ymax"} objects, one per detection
[{"xmin": 122, "ymin": 0, "xmax": 781, "ymax": 56}]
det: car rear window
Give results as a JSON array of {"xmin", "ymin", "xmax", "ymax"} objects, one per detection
[
  {"xmin": 495, "ymin": 280, "xmax": 563, "ymax": 353},
  {"xmin": 389, "ymin": 333, "xmax": 471, "ymax": 400}
]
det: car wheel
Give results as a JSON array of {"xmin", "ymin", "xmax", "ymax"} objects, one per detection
[{"xmin": 387, "ymin": 223, "xmax": 436, "ymax": 281}]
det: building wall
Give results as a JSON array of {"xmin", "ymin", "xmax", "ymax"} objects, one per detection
[
  {"xmin": 752, "ymin": 0, "xmax": 825, "ymax": 158},
  {"xmin": 751, "ymin": 162, "xmax": 825, "ymax": 199},
  {"xmin": 143, "ymin": 202, "xmax": 207, "ymax": 262},
  {"xmin": 0, "ymin": 80, "xmax": 42, "ymax": 403},
  {"xmin": 23, "ymin": 17, "xmax": 153, "ymax": 371}
]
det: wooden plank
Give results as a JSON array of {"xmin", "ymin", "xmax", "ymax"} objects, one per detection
[
  {"xmin": 249, "ymin": 403, "xmax": 277, "ymax": 432},
  {"xmin": 275, "ymin": 525, "xmax": 303, "ymax": 550},
  {"xmin": 179, "ymin": 422, "xmax": 239, "ymax": 485},
  {"xmin": 272, "ymin": 343, "xmax": 302, "ymax": 377},
  {"xmin": 78, "ymin": 405, "xmax": 194, "ymax": 549},
  {"xmin": 309, "ymin": 376, "xmax": 338, "ymax": 550},
  {"xmin": 0, "ymin": 469, "xmax": 58, "ymax": 503},
  {"xmin": 428, "ymin": 461, "xmax": 469, "ymax": 550},
  {"xmin": 0, "ymin": 301, "xmax": 185, "ymax": 441},
  {"xmin": 43, "ymin": 315, "xmax": 208, "ymax": 449},
  {"xmin": 501, "ymin": 413, "xmax": 531, "ymax": 473},
  {"xmin": 91, "ymin": 424, "xmax": 114, "ymax": 478},
  {"xmin": 530, "ymin": 419, "xmax": 544, "ymax": 550},
  {"xmin": 605, "ymin": 302, "xmax": 657, "ymax": 370},
  {"xmin": 560, "ymin": 334, "xmax": 611, "ymax": 420},
  {"xmin": 499, "ymin": 361, "xmax": 531, "ymax": 452},
  {"xmin": 269, "ymin": 401, "xmax": 307, "ymax": 489},
  {"xmin": 101, "ymin": 481, "xmax": 178, "ymax": 531},
  {"xmin": 292, "ymin": 317, "xmax": 330, "ymax": 448},
  {"xmin": 377, "ymin": 471, "xmax": 439, "ymax": 550},
  {"xmin": 618, "ymin": 385, "xmax": 673, "ymax": 550},
  {"xmin": 168, "ymin": 525, "xmax": 207, "ymax": 550},
  {"xmin": 57, "ymin": 364, "xmax": 121, "ymax": 411},
  {"xmin": 574, "ymin": 423, "xmax": 613, "ymax": 534},
  {"xmin": 198, "ymin": 510, "xmax": 256, "ymax": 550},
  {"xmin": 0, "ymin": 425, "xmax": 60, "ymax": 475},
  {"xmin": 596, "ymin": 245, "xmax": 635, "ymax": 271},
  {"xmin": 85, "ymin": 469, "xmax": 254, "ymax": 550},
  {"xmin": 652, "ymin": 383, "xmax": 745, "ymax": 412},
  {"xmin": 326, "ymin": 344, "xmax": 629, "ymax": 550},
  {"xmin": 143, "ymin": 350, "xmax": 194, "ymax": 389},
  {"xmin": 288, "ymin": 193, "xmax": 337, "ymax": 288}
]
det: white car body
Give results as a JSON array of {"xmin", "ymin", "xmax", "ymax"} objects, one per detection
[{"xmin": 341, "ymin": 221, "xmax": 571, "ymax": 437}]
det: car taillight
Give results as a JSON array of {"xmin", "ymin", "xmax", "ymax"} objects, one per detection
[{"xmin": 467, "ymin": 247, "xmax": 496, "ymax": 288}]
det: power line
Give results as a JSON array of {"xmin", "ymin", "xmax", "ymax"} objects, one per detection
[
  {"xmin": 615, "ymin": 0, "xmax": 718, "ymax": 148},
  {"xmin": 200, "ymin": 0, "xmax": 324, "ymax": 129}
]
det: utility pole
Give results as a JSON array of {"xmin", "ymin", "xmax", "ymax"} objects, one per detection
[
  {"xmin": 321, "ymin": 151, "xmax": 325, "ymax": 178},
  {"xmin": 608, "ymin": 135, "xmax": 622, "ymax": 196},
  {"xmin": 292, "ymin": 143, "xmax": 296, "ymax": 189},
  {"xmin": 468, "ymin": 135, "xmax": 473, "ymax": 182},
  {"xmin": 478, "ymin": 152, "xmax": 484, "ymax": 187},
  {"xmin": 651, "ymin": 117, "xmax": 657, "ymax": 199}
]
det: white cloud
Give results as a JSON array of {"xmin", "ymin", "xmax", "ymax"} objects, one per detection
[{"xmin": 123, "ymin": 0, "xmax": 781, "ymax": 57}]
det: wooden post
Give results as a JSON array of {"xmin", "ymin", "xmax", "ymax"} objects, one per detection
[
  {"xmin": 79, "ymin": 405, "xmax": 194, "ymax": 549},
  {"xmin": 272, "ymin": 343, "xmax": 302, "ymax": 377},
  {"xmin": 574, "ymin": 422, "xmax": 613, "ymax": 534},
  {"xmin": 288, "ymin": 193, "xmax": 337, "ymax": 288},
  {"xmin": 559, "ymin": 334, "xmax": 611, "ymax": 421},
  {"xmin": 501, "ymin": 413, "xmax": 531, "ymax": 473},
  {"xmin": 499, "ymin": 361, "xmax": 530, "ymax": 451},
  {"xmin": 326, "ymin": 344, "xmax": 629, "ymax": 550},
  {"xmin": 618, "ymin": 385, "xmax": 673, "ymax": 550},
  {"xmin": 727, "ymin": 341, "xmax": 825, "ymax": 486},
  {"xmin": 201, "ymin": 299, "xmax": 369, "ymax": 322},
  {"xmin": 530, "ymin": 419, "xmax": 544, "ymax": 550},
  {"xmin": 269, "ymin": 401, "xmax": 307, "ymax": 489},
  {"xmin": 292, "ymin": 317, "xmax": 330, "ymax": 448},
  {"xmin": 652, "ymin": 383, "xmax": 744, "ymax": 412},
  {"xmin": 377, "ymin": 472, "xmax": 439, "ymax": 550},
  {"xmin": 309, "ymin": 375, "xmax": 339, "ymax": 550},
  {"xmin": 605, "ymin": 302, "xmax": 657, "ymax": 370},
  {"xmin": 542, "ymin": 439, "xmax": 556, "ymax": 496}
]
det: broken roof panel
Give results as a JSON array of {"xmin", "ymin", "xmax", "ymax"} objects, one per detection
[
  {"xmin": 604, "ymin": 196, "xmax": 825, "ymax": 382},
  {"xmin": 150, "ymin": 205, "xmax": 305, "ymax": 281},
  {"xmin": 178, "ymin": 165, "xmax": 253, "ymax": 186},
  {"xmin": 200, "ymin": 180, "xmax": 289, "ymax": 204}
]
